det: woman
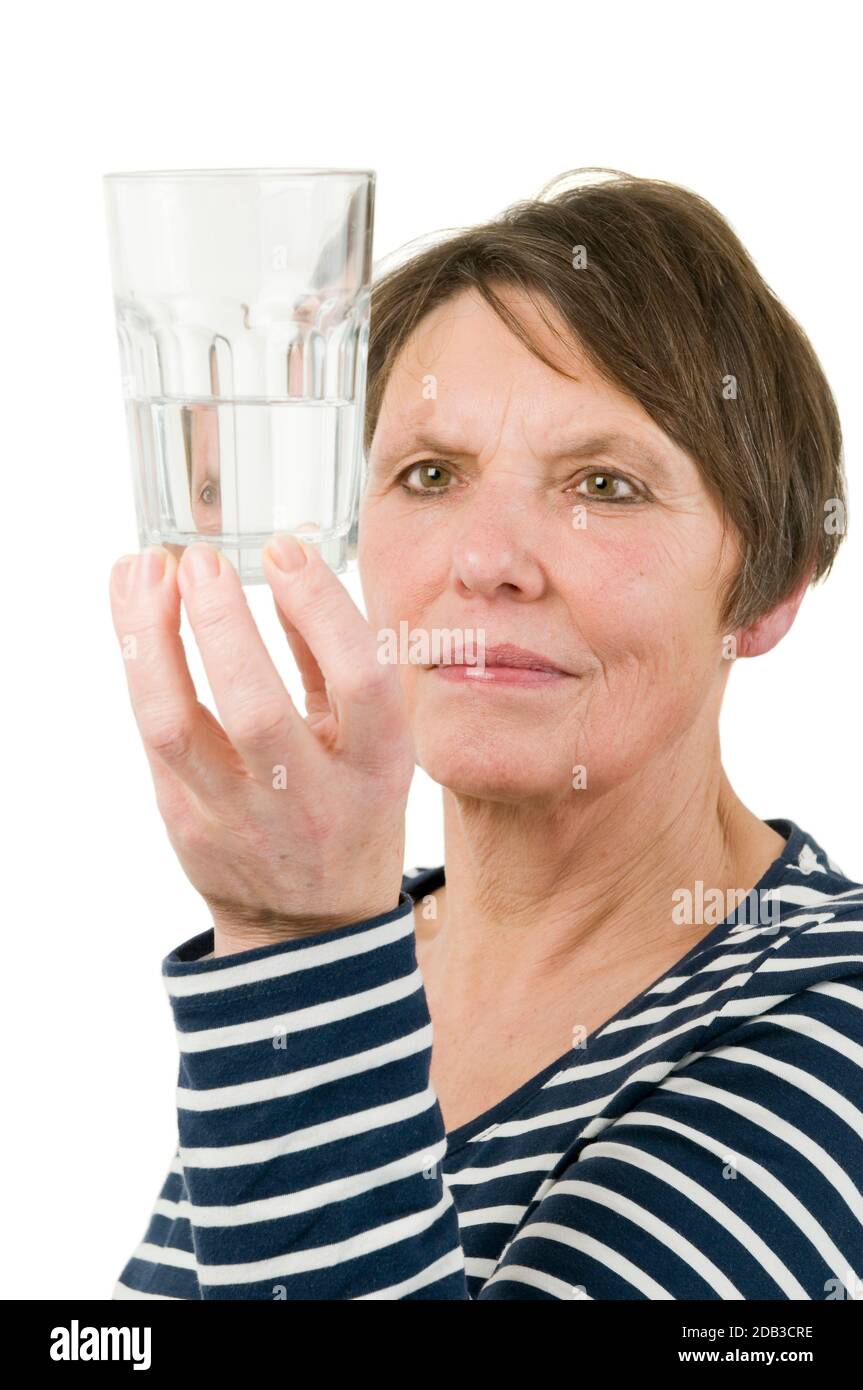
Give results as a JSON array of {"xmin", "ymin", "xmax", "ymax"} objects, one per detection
[{"xmin": 109, "ymin": 171, "xmax": 863, "ymax": 1300}]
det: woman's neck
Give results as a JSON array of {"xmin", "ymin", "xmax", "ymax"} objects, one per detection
[{"xmin": 421, "ymin": 743, "xmax": 787, "ymax": 1017}]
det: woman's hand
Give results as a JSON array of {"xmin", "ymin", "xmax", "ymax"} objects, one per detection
[{"xmin": 108, "ymin": 536, "xmax": 414, "ymax": 956}]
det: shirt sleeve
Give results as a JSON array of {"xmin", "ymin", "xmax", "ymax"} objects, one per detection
[
  {"xmin": 161, "ymin": 892, "xmax": 471, "ymax": 1299},
  {"xmin": 480, "ymin": 970, "xmax": 863, "ymax": 1300},
  {"xmin": 113, "ymin": 1151, "xmax": 202, "ymax": 1301}
]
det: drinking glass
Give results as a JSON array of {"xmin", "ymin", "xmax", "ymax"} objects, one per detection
[{"xmin": 103, "ymin": 168, "xmax": 375, "ymax": 581}]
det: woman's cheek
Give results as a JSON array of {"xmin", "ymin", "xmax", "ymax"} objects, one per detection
[
  {"xmin": 560, "ymin": 538, "xmax": 665, "ymax": 655},
  {"xmin": 574, "ymin": 525, "xmax": 720, "ymax": 651},
  {"xmin": 358, "ymin": 519, "xmax": 411, "ymax": 628},
  {"xmin": 571, "ymin": 573, "xmax": 712, "ymax": 709}
]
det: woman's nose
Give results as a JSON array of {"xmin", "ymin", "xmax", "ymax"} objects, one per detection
[{"xmin": 449, "ymin": 478, "xmax": 547, "ymax": 602}]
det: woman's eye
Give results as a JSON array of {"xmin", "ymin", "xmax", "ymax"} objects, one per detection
[
  {"xmin": 574, "ymin": 471, "xmax": 638, "ymax": 502},
  {"xmin": 199, "ymin": 481, "xmax": 220, "ymax": 506},
  {"xmin": 400, "ymin": 461, "xmax": 452, "ymax": 495}
]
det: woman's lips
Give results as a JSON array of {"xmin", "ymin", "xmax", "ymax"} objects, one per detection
[
  {"xmin": 434, "ymin": 664, "xmax": 567, "ymax": 685},
  {"xmin": 431, "ymin": 643, "xmax": 575, "ymax": 687}
]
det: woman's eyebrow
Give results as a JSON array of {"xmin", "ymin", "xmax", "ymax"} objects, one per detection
[
  {"xmin": 375, "ymin": 428, "xmax": 468, "ymax": 463},
  {"xmin": 377, "ymin": 428, "xmax": 676, "ymax": 483},
  {"xmin": 547, "ymin": 431, "xmax": 676, "ymax": 482}
]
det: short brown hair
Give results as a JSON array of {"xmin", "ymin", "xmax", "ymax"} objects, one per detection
[{"xmin": 365, "ymin": 169, "xmax": 845, "ymax": 630}]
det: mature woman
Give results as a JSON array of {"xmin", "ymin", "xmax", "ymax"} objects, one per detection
[{"xmin": 110, "ymin": 171, "xmax": 863, "ymax": 1301}]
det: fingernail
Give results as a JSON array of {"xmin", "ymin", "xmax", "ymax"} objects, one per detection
[
  {"xmin": 111, "ymin": 555, "xmax": 136, "ymax": 600},
  {"xmin": 266, "ymin": 534, "xmax": 309, "ymax": 573},
  {"xmin": 183, "ymin": 544, "xmax": 220, "ymax": 584},
  {"xmin": 137, "ymin": 547, "xmax": 166, "ymax": 588}
]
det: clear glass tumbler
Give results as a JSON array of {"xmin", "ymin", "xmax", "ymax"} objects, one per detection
[{"xmin": 103, "ymin": 168, "xmax": 375, "ymax": 581}]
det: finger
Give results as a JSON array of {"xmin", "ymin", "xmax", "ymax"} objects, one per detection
[
  {"xmin": 176, "ymin": 543, "xmax": 313, "ymax": 781},
  {"xmin": 262, "ymin": 535, "xmax": 406, "ymax": 766},
  {"xmin": 273, "ymin": 604, "xmax": 335, "ymax": 739},
  {"xmin": 109, "ymin": 547, "xmax": 241, "ymax": 800},
  {"xmin": 273, "ymin": 601, "xmax": 328, "ymax": 700}
]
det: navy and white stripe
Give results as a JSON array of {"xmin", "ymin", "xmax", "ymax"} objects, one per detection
[{"xmin": 114, "ymin": 818, "xmax": 863, "ymax": 1300}]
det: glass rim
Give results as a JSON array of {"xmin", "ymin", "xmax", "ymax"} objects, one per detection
[{"xmin": 103, "ymin": 166, "xmax": 375, "ymax": 182}]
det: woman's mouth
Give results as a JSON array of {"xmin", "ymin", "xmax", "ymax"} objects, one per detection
[{"xmin": 432, "ymin": 643, "xmax": 575, "ymax": 687}]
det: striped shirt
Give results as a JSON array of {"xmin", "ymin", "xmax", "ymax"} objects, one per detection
[{"xmin": 114, "ymin": 817, "xmax": 863, "ymax": 1300}]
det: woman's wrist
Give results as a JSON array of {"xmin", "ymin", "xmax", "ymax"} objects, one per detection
[{"xmin": 210, "ymin": 890, "xmax": 408, "ymax": 957}]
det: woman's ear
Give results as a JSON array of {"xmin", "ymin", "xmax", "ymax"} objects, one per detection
[{"xmin": 734, "ymin": 567, "xmax": 814, "ymax": 659}]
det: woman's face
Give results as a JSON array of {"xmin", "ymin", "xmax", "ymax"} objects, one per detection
[{"xmin": 359, "ymin": 286, "xmax": 740, "ymax": 805}]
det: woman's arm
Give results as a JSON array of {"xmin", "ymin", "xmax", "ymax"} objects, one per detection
[
  {"xmin": 162, "ymin": 893, "xmax": 469, "ymax": 1299},
  {"xmin": 108, "ymin": 538, "xmax": 460, "ymax": 1298},
  {"xmin": 114, "ymin": 1153, "xmax": 201, "ymax": 1301},
  {"xmin": 113, "ymin": 883, "xmax": 470, "ymax": 1302}
]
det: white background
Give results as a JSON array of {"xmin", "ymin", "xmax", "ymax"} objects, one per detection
[{"xmin": 1, "ymin": 0, "xmax": 859, "ymax": 1299}]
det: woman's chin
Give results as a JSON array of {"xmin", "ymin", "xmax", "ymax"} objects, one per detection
[{"xmin": 416, "ymin": 734, "xmax": 575, "ymax": 804}]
